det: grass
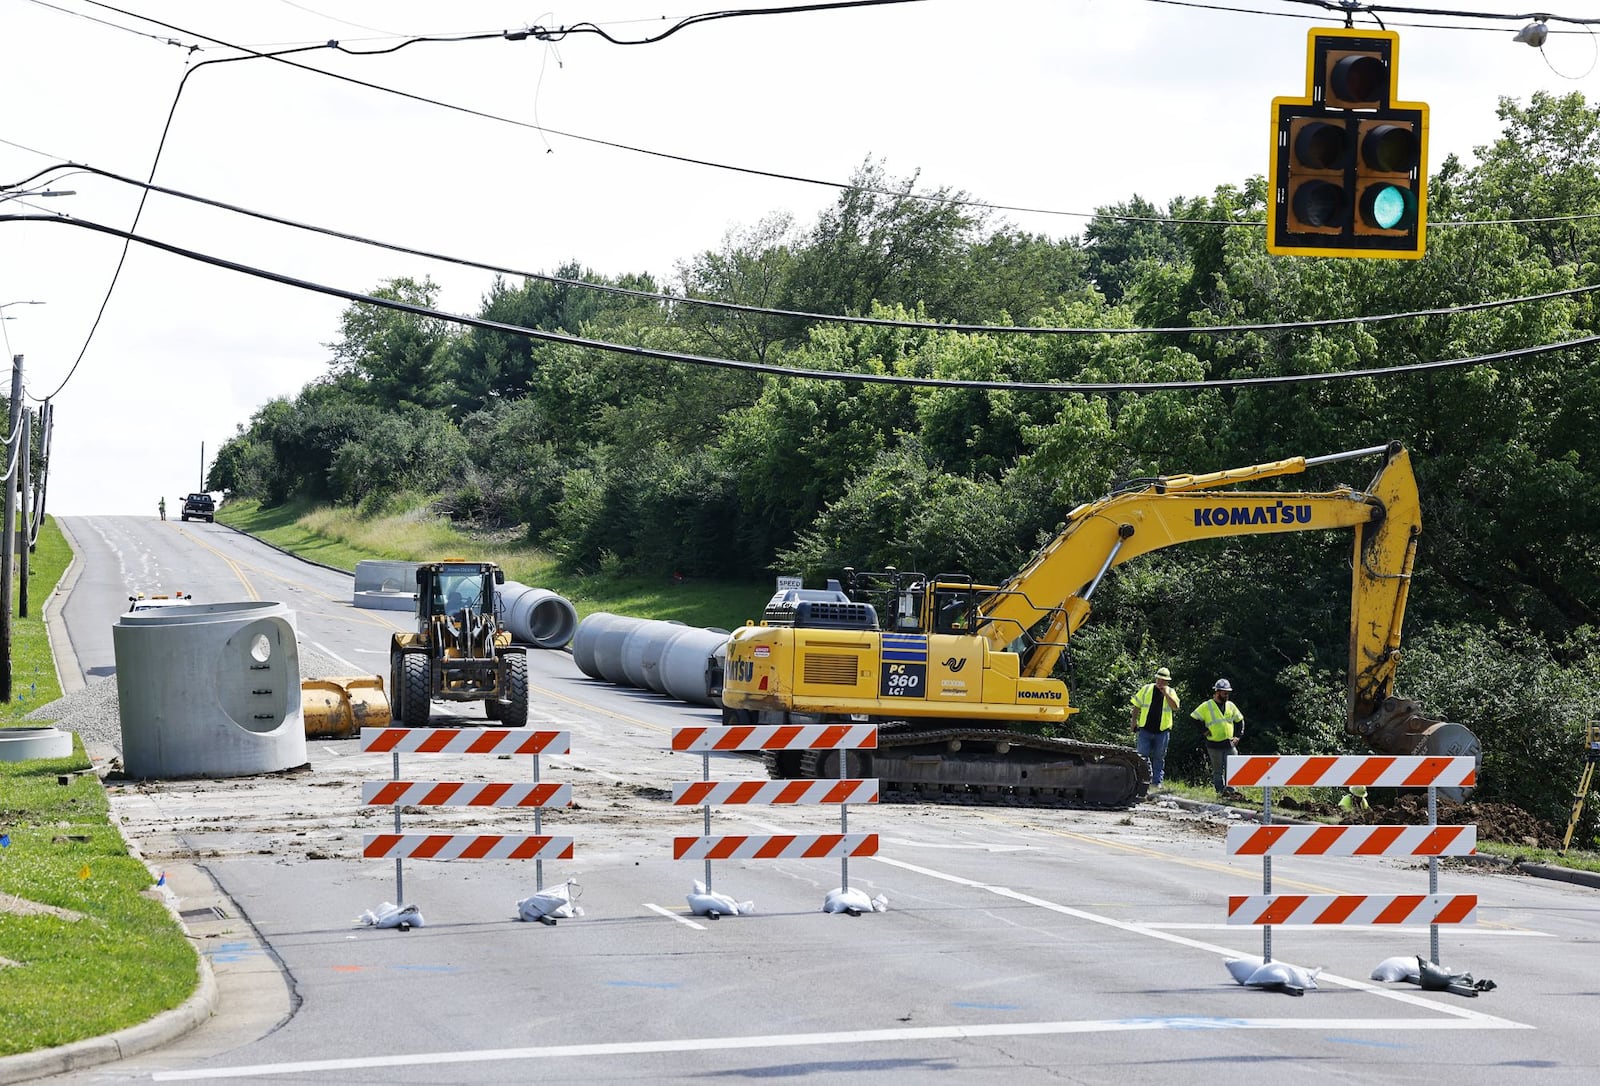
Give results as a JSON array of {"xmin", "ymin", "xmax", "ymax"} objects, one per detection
[
  {"xmin": 0, "ymin": 518, "xmax": 70, "ymax": 722},
  {"xmin": 1, "ymin": 517, "xmax": 198, "ymax": 1057},
  {"xmin": 219, "ymin": 496, "xmax": 771, "ymax": 631}
]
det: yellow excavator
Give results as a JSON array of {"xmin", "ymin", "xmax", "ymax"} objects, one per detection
[{"xmin": 720, "ymin": 442, "xmax": 1480, "ymax": 808}]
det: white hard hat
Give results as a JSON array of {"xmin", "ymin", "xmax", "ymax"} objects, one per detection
[{"xmin": 1213, "ymin": 678, "xmax": 1232, "ymax": 692}]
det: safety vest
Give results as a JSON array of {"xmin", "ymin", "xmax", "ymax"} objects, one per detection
[
  {"xmin": 1129, "ymin": 684, "xmax": 1175, "ymax": 731},
  {"xmin": 1191, "ymin": 698, "xmax": 1243, "ymax": 742}
]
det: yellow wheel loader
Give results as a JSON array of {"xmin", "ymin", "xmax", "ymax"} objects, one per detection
[{"xmin": 389, "ymin": 560, "xmax": 529, "ymax": 728}]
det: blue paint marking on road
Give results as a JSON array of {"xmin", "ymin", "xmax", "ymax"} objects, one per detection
[
  {"xmin": 952, "ymin": 1002, "xmax": 1022, "ymax": 1011},
  {"xmin": 605, "ymin": 980, "xmax": 681, "ymax": 989},
  {"xmin": 1327, "ymin": 1036, "xmax": 1410, "ymax": 1049},
  {"xmin": 205, "ymin": 942, "xmax": 267, "ymax": 964},
  {"xmin": 389, "ymin": 964, "xmax": 461, "ymax": 974}
]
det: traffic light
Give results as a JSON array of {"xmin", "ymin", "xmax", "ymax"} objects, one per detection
[{"xmin": 1267, "ymin": 28, "xmax": 1428, "ymax": 259}]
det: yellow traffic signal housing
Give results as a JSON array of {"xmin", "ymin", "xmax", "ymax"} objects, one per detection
[{"xmin": 1268, "ymin": 28, "xmax": 1428, "ymax": 259}]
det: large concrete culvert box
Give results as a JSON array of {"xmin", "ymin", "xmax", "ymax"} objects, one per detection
[{"xmin": 113, "ymin": 601, "xmax": 308, "ymax": 779}]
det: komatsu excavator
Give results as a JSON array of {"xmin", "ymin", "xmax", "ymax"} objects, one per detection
[{"xmin": 720, "ymin": 442, "xmax": 1480, "ymax": 808}]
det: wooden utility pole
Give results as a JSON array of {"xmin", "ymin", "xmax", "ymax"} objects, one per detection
[
  {"xmin": 1, "ymin": 354, "xmax": 21, "ymax": 701},
  {"xmin": 18, "ymin": 406, "xmax": 31, "ymax": 618}
]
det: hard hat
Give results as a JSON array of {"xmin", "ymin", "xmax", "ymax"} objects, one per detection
[
  {"xmin": 1213, "ymin": 678, "xmax": 1232, "ymax": 692},
  {"xmin": 1349, "ymin": 785, "xmax": 1367, "ymax": 797},
  {"xmin": 1155, "ymin": 667, "xmax": 1172, "ymax": 681}
]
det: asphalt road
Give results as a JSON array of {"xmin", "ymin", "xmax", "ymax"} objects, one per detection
[{"xmin": 14, "ymin": 515, "xmax": 1600, "ymax": 1084}]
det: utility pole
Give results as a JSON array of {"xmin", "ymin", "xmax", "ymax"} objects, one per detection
[
  {"xmin": 199, "ymin": 440, "xmax": 205, "ymax": 491},
  {"xmin": 18, "ymin": 406, "xmax": 31, "ymax": 618},
  {"xmin": 1, "ymin": 354, "xmax": 21, "ymax": 701}
]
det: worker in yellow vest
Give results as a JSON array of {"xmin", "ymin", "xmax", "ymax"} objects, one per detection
[
  {"xmin": 1339, "ymin": 785, "xmax": 1370, "ymax": 814},
  {"xmin": 1191, "ymin": 678, "xmax": 1245, "ymax": 798},
  {"xmin": 1129, "ymin": 666, "xmax": 1180, "ymax": 789}
]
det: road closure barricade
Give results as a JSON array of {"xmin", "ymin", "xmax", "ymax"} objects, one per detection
[
  {"xmin": 670, "ymin": 723, "xmax": 879, "ymax": 914},
  {"xmin": 359, "ymin": 727, "xmax": 573, "ymax": 917},
  {"xmin": 1225, "ymin": 754, "xmax": 1478, "ymax": 967}
]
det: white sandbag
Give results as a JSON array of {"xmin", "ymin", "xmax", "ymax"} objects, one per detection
[
  {"xmin": 518, "ymin": 880, "xmax": 585, "ymax": 922},
  {"xmin": 1245, "ymin": 960, "xmax": 1321, "ymax": 994},
  {"xmin": 686, "ymin": 880, "xmax": 753, "ymax": 917},
  {"xmin": 821, "ymin": 886, "xmax": 888, "ymax": 915},
  {"xmin": 358, "ymin": 901, "xmax": 424, "ymax": 929},
  {"xmin": 1371, "ymin": 955, "xmax": 1421, "ymax": 983},
  {"xmin": 1224, "ymin": 956, "xmax": 1265, "ymax": 984}
]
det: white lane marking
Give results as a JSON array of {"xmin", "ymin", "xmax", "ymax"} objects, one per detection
[
  {"xmin": 310, "ymin": 641, "xmax": 363, "ymax": 673},
  {"xmin": 867, "ymin": 855, "xmax": 1526, "ymax": 1023},
  {"xmin": 150, "ymin": 1013, "xmax": 1532, "ymax": 1080},
  {"xmin": 644, "ymin": 903, "xmax": 705, "ymax": 930}
]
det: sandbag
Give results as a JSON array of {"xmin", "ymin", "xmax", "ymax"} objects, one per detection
[
  {"xmin": 358, "ymin": 901, "xmax": 424, "ymax": 929},
  {"xmin": 821, "ymin": 886, "xmax": 888, "ymax": 915},
  {"xmin": 686, "ymin": 880, "xmax": 753, "ymax": 917}
]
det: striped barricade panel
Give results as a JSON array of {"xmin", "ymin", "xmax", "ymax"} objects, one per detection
[
  {"xmin": 1225, "ymin": 823, "xmax": 1477, "ymax": 856},
  {"xmin": 672, "ymin": 832, "xmax": 879, "ymax": 861},
  {"xmin": 671, "ymin": 724, "xmax": 878, "ymax": 753},
  {"xmin": 360, "ymin": 728, "xmax": 571, "ymax": 756},
  {"xmin": 1227, "ymin": 893, "xmax": 1477, "ymax": 926},
  {"xmin": 671, "ymin": 779, "xmax": 879, "ymax": 806},
  {"xmin": 362, "ymin": 833, "xmax": 575, "ymax": 860},
  {"xmin": 1227, "ymin": 754, "xmax": 1476, "ymax": 789},
  {"xmin": 361, "ymin": 781, "xmax": 572, "ymax": 808}
]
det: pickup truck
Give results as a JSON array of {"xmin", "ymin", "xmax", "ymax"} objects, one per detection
[{"xmin": 180, "ymin": 493, "xmax": 215, "ymax": 522}]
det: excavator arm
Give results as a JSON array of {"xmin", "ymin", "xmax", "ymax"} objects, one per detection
[{"xmin": 971, "ymin": 442, "xmax": 1472, "ymax": 758}]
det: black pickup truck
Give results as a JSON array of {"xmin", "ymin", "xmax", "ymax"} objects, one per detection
[{"xmin": 180, "ymin": 493, "xmax": 215, "ymax": 522}]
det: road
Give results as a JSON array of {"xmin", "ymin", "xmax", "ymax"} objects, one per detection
[{"xmin": 24, "ymin": 515, "xmax": 1600, "ymax": 1084}]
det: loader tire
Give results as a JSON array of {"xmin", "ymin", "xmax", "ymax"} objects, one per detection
[
  {"xmin": 499, "ymin": 653, "xmax": 529, "ymax": 728},
  {"xmin": 400, "ymin": 653, "xmax": 431, "ymax": 727}
]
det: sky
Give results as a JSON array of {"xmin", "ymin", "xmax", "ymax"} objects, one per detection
[{"xmin": 0, "ymin": 0, "xmax": 1593, "ymax": 515}]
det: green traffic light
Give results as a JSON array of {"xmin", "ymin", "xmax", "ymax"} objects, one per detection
[{"xmin": 1361, "ymin": 183, "xmax": 1416, "ymax": 230}]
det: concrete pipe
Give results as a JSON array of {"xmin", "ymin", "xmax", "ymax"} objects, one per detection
[
  {"xmin": 621, "ymin": 620, "xmax": 686, "ymax": 690},
  {"xmin": 571, "ymin": 612, "xmax": 630, "ymax": 680},
  {"xmin": 113, "ymin": 601, "xmax": 308, "ymax": 779},
  {"xmin": 499, "ymin": 582, "xmax": 579, "ymax": 649},
  {"xmin": 0, "ymin": 726, "xmax": 73, "ymax": 762},
  {"xmin": 660, "ymin": 627, "xmax": 732, "ymax": 707},
  {"xmin": 638, "ymin": 622, "xmax": 692, "ymax": 694},
  {"xmin": 592, "ymin": 615, "xmax": 647, "ymax": 685}
]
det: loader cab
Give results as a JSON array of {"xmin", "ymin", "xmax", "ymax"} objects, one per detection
[{"xmin": 416, "ymin": 562, "xmax": 504, "ymax": 628}]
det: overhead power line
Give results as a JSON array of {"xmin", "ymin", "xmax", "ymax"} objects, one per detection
[
  {"xmin": 9, "ymin": 160, "xmax": 1597, "ymax": 340},
  {"xmin": 7, "ymin": 211, "xmax": 1599, "ymax": 397}
]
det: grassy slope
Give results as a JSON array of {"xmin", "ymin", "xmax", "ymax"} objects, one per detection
[
  {"xmin": 1, "ymin": 518, "xmax": 198, "ymax": 1056},
  {"xmin": 220, "ymin": 497, "xmax": 772, "ymax": 631}
]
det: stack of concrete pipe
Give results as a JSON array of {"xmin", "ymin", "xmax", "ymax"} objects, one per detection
[
  {"xmin": 571, "ymin": 612, "xmax": 730, "ymax": 707},
  {"xmin": 497, "ymin": 581, "xmax": 579, "ymax": 649}
]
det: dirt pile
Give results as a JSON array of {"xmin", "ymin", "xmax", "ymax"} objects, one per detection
[{"xmin": 1348, "ymin": 796, "xmax": 1563, "ymax": 849}]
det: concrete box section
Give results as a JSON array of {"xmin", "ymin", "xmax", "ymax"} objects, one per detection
[
  {"xmin": 113, "ymin": 601, "xmax": 308, "ymax": 779},
  {"xmin": 353, "ymin": 559, "xmax": 418, "ymax": 612}
]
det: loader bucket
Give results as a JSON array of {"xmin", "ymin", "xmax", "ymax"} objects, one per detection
[{"xmin": 302, "ymin": 675, "xmax": 391, "ymax": 738}]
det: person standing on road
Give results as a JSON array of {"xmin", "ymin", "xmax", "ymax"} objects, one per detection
[
  {"xmin": 1192, "ymin": 678, "xmax": 1244, "ymax": 798},
  {"xmin": 157, "ymin": 497, "xmax": 165, "ymax": 521},
  {"xmin": 1129, "ymin": 666, "xmax": 1180, "ymax": 789}
]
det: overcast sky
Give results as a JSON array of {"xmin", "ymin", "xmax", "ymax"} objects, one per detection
[{"xmin": 0, "ymin": 0, "xmax": 1590, "ymax": 516}]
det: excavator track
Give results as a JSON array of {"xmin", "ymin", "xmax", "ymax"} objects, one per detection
[{"xmin": 764, "ymin": 723, "xmax": 1150, "ymax": 810}]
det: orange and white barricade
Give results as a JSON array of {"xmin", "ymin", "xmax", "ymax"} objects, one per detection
[
  {"xmin": 360, "ymin": 727, "xmax": 573, "ymax": 912},
  {"xmin": 1225, "ymin": 753, "xmax": 1478, "ymax": 967},
  {"xmin": 671, "ymin": 723, "xmax": 878, "ymax": 912}
]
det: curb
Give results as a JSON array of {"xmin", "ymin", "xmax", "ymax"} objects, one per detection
[{"xmin": 0, "ymin": 961, "xmax": 216, "ymax": 1085}]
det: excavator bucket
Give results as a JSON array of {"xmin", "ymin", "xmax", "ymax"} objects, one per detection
[{"xmin": 302, "ymin": 675, "xmax": 391, "ymax": 738}]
